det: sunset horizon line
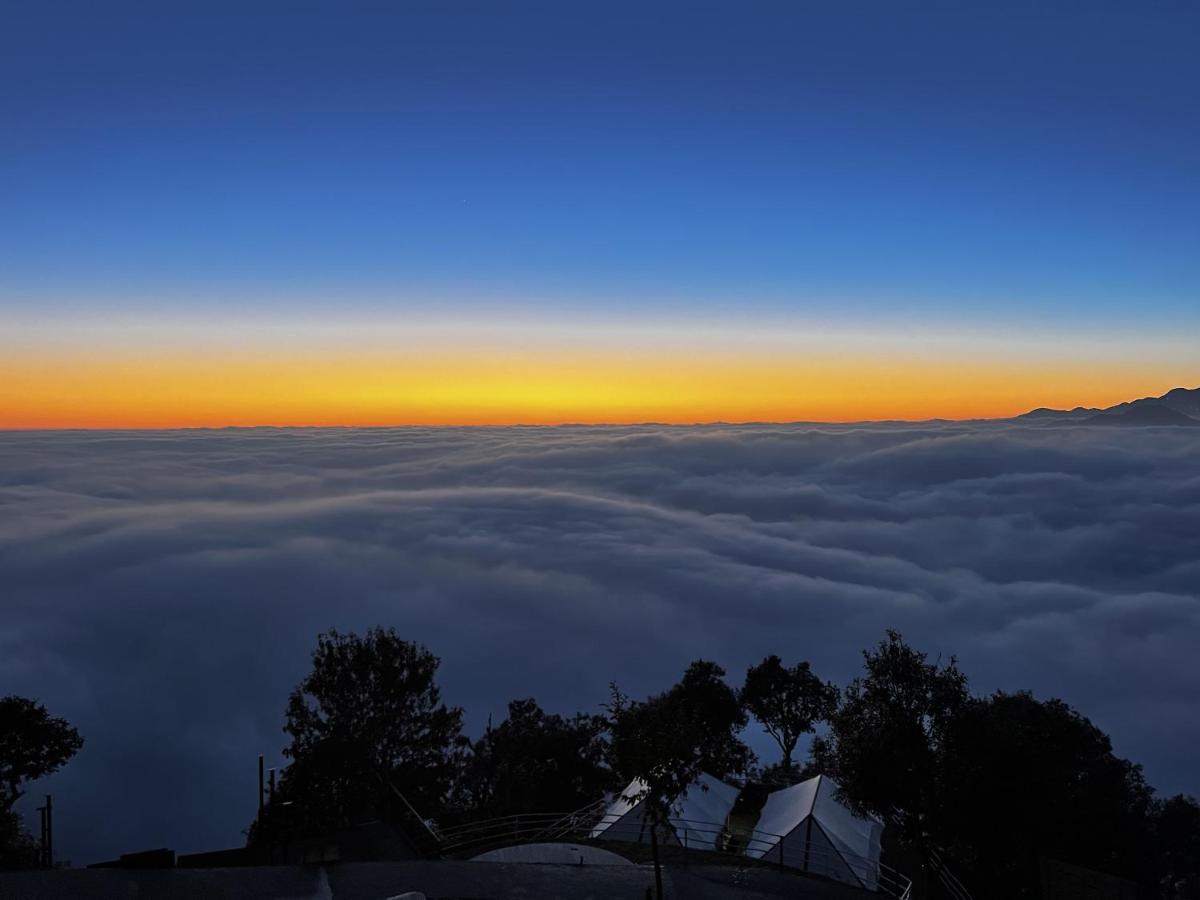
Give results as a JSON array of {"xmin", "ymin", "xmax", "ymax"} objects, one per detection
[{"xmin": 4, "ymin": 381, "xmax": 1195, "ymax": 432}]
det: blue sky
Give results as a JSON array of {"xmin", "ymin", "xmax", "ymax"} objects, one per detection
[
  {"xmin": 2, "ymin": 2, "xmax": 1198, "ymax": 428},
  {"xmin": 3, "ymin": 1, "xmax": 1198, "ymax": 319}
]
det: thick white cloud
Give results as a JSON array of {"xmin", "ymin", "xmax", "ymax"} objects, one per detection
[{"xmin": 1, "ymin": 423, "xmax": 1198, "ymax": 863}]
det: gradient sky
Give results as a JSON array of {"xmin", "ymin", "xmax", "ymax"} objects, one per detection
[{"xmin": 3, "ymin": 1, "xmax": 1198, "ymax": 426}]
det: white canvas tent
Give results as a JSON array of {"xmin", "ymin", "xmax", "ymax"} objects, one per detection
[
  {"xmin": 744, "ymin": 774, "xmax": 884, "ymax": 890},
  {"xmin": 589, "ymin": 772, "xmax": 741, "ymax": 850}
]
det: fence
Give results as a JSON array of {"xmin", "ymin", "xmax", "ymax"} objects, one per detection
[{"xmin": 435, "ymin": 803, "xmax": 912, "ymax": 899}]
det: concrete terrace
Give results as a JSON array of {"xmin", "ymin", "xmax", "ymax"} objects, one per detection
[{"xmin": 0, "ymin": 859, "xmax": 879, "ymax": 900}]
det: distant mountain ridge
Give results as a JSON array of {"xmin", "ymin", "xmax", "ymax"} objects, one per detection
[{"xmin": 1018, "ymin": 386, "xmax": 1200, "ymax": 426}]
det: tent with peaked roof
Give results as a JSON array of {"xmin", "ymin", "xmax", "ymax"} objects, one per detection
[
  {"xmin": 744, "ymin": 774, "xmax": 883, "ymax": 890},
  {"xmin": 589, "ymin": 772, "xmax": 741, "ymax": 850}
]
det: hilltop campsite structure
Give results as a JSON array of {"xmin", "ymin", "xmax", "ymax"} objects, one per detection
[
  {"xmin": 744, "ymin": 775, "xmax": 884, "ymax": 890},
  {"xmin": 589, "ymin": 771, "xmax": 888, "ymax": 892},
  {"xmin": 588, "ymin": 772, "xmax": 743, "ymax": 851}
]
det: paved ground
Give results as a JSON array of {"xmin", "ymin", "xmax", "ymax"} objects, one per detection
[
  {"xmin": 470, "ymin": 842, "xmax": 635, "ymax": 865},
  {"xmin": 0, "ymin": 860, "xmax": 874, "ymax": 900}
]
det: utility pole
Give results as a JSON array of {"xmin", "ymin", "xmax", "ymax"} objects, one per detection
[
  {"xmin": 36, "ymin": 795, "xmax": 53, "ymax": 868},
  {"xmin": 45, "ymin": 795, "xmax": 53, "ymax": 867}
]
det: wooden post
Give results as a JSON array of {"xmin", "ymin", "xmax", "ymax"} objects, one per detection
[
  {"xmin": 44, "ymin": 795, "xmax": 53, "ymax": 868},
  {"xmin": 38, "ymin": 806, "xmax": 47, "ymax": 868}
]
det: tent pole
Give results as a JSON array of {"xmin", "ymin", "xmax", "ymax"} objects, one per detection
[{"xmin": 803, "ymin": 816, "xmax": 812, "ymax": 872}]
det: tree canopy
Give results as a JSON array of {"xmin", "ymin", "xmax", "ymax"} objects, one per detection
[
  {"xmin": 258, "ymin": 628, "xmax": 465, "ymax": 840},
  {"xmin": 607, "ymin": 659, "xmax": 752, "ymax": 826},
  {"xmin": 0, "ymin": 696, "xmax": 83, "ymax": 867},
  {"xmin": 811, "ymin": 629, "xmax": 968, "ymax": 845},
  {"xmin": 606, "ymin": 660, "xmax": 751, "ymax": 900},
  {"xmin": 741, "ymin": 654, "xmax": 837, "ymax": 776},
  {"xmin": 454, "ymin": 698, "xmax": 611, "ymax": 816},
  {"xmin": 937, "ymin": 690, "xmax": 1157, "ymax": 896},
  {"xmin": 0, "ymin": 696, "xmax": 83, "ymax": 816},
  {"xmin": 809, "ymin": 632, "xmax": 1180, "ymax": 899},
  {"xmin": 1154, "ymin": 794, "xmax": 1200, "ymax": 900}
]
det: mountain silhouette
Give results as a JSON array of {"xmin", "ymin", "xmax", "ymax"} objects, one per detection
[
  {"xmin": 1082, "ymin": 405, "xmax": 1200, "ymax": 426},
  {"xmin": 1018, "ymin": 387, "xmax": 1200, "ymax": 425}
]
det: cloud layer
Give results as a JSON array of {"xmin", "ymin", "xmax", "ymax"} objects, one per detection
[{"xmin": 2, "ymin": 423, "xmax": 1198, "ymax": 862}]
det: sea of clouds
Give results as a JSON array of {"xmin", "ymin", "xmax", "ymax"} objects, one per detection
[{"xmin": 2, "ymin": 423, "xmax": 1199, "ymax": 863}]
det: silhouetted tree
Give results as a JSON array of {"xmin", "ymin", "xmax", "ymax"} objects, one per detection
[
  {"xmin": 1154, "ymin": 794, "xmax": 1200, "ymax": 900},
  {"xmin": 455, "ymin": 698, "xmax": 612, "ymax": 816},
  {"xmin": 937, "ymin": 691, "xmax": 1156, "ymax": 898},
  {"xmin": 0, "ymin": 811, "xmax": 38, "ymax": 870},
  {"xmin": 0, "ymin": 696, "xmax": 83, "ymax": 867},
  {"xmin": 252, "ymin": 628, "xmax": 464, "ymax": 842},
  {"xmin": 815, "ymin": 635, "xmax": 1166, "ymax": 898},
  {"xmin": 810, "ymin": 630, "xmax": 968, "ymax": 849},
  {"xmin": 0, "ymin": 696, "xmax": 83, "ymax": 819},
  {"xmin": 607, "ymin": 660, "xmax": 753, "ymax": 900},
  {"xmin": 741, "ymin": 655, "xmax": 837, "ymax": 777}
]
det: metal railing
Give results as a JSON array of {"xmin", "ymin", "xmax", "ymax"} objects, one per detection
[
  {"xmin": 435, "ymin": 805, "xmax": 912, "ymax": 899},
  {"xmin": 884, "ymin": 806, "xmax": 973, "ymax": 900},
  {"xmin": 437, "ymin": 800, "xmax": 608, "ymax": 852},
  {"xmin": 667, "ymin": 817, "xmax": 911, "ymax": 899},
  {"xmin": 928, "ymin": 847, "xmax": 974, "ymax": 900}
]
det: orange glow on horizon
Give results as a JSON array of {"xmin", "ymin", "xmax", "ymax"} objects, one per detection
[{"xmin": 0, "ymin": 346, "xmax": 1186, "ymax": 429}]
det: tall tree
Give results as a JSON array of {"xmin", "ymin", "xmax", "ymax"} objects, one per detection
[
  {"xmin": 455, "ymin": 698, "xmax": 612, "ymax": 817},
  {"xmin": 607, "ymin": 660, "xmax": 753, "ymax": 805},
  {"xmin": 1154, "ymin": 794, "xmax": 1200, "ymax": 900},
  {"xmin": 741, "ymin": 655, "xmax": 837, "ymax": 776},
  {"xmin": 936, "ymin": 691, "xmax": 1156, "ymax": 898},
  {"xmin": 816, "ymin": 634, "xmax": 1162, "ymax": 898},
  {"xmin": 0, "ymin": 696, "xmax": 83, "ymax": 817},
  {"xmin": 0, "ymin": 696, "xmax": 83, "ymax": 867},
  {"xmin": 810, "ymin": 630, "xmax": 968, "ymax": 847},
  {"xmin": 607, "ymin": 660, "xmax": 753, "ymax": 900},
  {"xmin": 255, "ymin": 628, "xmax": 465, "ymax": 841}
]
